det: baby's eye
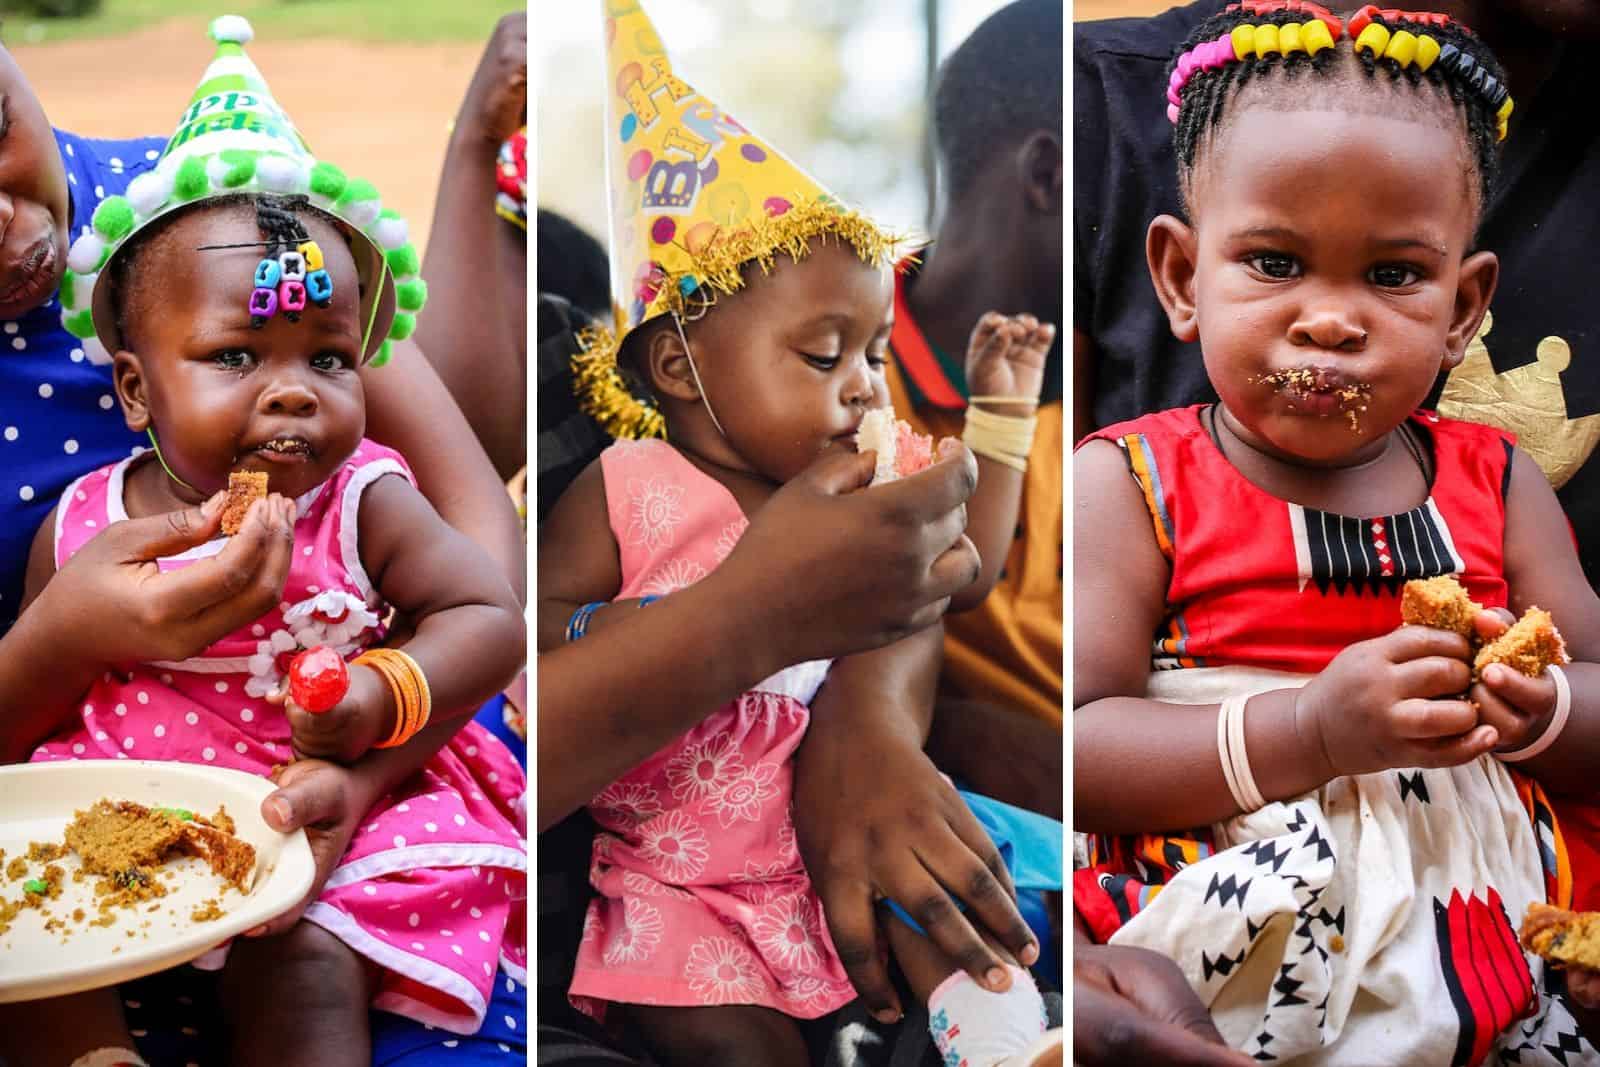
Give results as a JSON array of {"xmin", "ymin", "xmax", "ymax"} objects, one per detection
[
  {"xmin": 1370, "ymin": 264, "xmax": 1421, "ymax": 288},
  {"xmin": 802, "ymin": 352, "xmax": 840, "ymax": 370},
  {"xmin": 310, "ymin": 351, "xmax": 348, "ymax": 372},
  {"xmin": 1248, "ymin": 253, "xmax": 1300, "ymax": 279},
  {"xmin": 212, "ymin": 349, "xmax": 252, "ymax": 370},
  {"xmin": 866, "ymin": 349, "xmax": 888, "ymax": 369}
]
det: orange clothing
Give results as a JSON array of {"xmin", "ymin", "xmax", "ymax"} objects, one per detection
[{"xmin": 886, "ymin": 267, "xmax": 1063, "ymax": 726}]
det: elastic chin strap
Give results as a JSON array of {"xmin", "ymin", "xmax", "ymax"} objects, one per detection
[
  {"xmin": 672, "ymin": 314, "xmax": 727, "ymax": 439},
  {"xmin": 145, "ymin": 427, "xmax": 202, "ymax": 495}
]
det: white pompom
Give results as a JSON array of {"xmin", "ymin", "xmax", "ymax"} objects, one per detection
[
  {"xmin": 65, "ymin": 270, "xmax": 98, "ymax": 312},
  {"xmin": 210, "ymin": 15, "xmax": 254, "ymax": 44},
  {"xmin": 256, "ymin": 154, "xmax": 307, "ymax": 194},
  {"xmin": 66, "ymin": 234, "xmax": 106, "ymax": 275},
  {"xmin": 370, "ymin": 216, "xmax": 409, "ymax": 251},
  {"xmin": 124, "ymin": 170, "xmax": 172, "ymax": 218},
  {"xmin": 205, "ymin": 155, "xmax": 235, "ymax": 189},
  {"xmin": 341, "ymin": 199, "xmax": 380, "ymax": 230},
  {"xmin": 82, "ymin": 337, "xmax": 112, "ymax": 366}
]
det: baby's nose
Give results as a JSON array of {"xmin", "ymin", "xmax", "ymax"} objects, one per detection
[
  {"xmin": 261, "ymin": 379, "xmax": 318, "ymax": 416},
  {"xmin": 1290, "ymin": 310, "xmax": 1367, "ymax": 352}
]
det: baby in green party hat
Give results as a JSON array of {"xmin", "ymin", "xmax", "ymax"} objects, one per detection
[{"xmin": 10, "ymin": 17, "xmax": 527, "ymax": 1067}]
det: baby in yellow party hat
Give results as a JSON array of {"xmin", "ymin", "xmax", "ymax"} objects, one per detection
[{"xmin": 541, "ymin": 3, "xmax": 1061, "ymax": 1065}]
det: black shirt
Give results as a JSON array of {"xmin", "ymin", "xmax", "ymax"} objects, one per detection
[{"xmin": 1076, "ymin": 2, "xmax": 1600, "ymax": 582}]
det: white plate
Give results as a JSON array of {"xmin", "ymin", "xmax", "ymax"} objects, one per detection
[{"xmin": 0, "ymin": 760, "xmax": 314, "ymax": 1003}]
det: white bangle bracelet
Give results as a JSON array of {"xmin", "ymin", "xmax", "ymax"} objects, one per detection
[
  {"xmin": 1217, "ymin": 695, "xmax": 1266, "ymax": 812},
  {"xmin": 1498, "ymin": 664, "xmax": 1572, "ymax": 763}
]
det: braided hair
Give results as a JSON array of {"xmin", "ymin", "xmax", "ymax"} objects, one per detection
[{"xmin": 1170, "ymin": 5, "xmax": 1510, "ymax": 217}]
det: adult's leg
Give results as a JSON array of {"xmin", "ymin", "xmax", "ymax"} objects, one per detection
[
  {"xmin": 220, "ymin": 920, "xmax": 377, "ymax": 1067},
  {"xmin": 628, "ymin": 1002, "xmax": 810, "ymax": 1067}
]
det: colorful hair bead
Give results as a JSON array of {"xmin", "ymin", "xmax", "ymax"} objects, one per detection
[
  {"xmin": 1348, "ymin": 4, "xmax": 1380, "ymax": 37},
  {"xmin": 1304, "ymin": 18, "xmax": 1335, "ymax": 55},
  {"xmin": 252, "ymin": 257, "xmax": 282, "ymax": 289},
  {"xmin": 279, "ymin": 279, "xmax": 307, "ymax": 315},
  {"xmin": 249, "ymin": 286, "xmax": 278, "ymax": 321},
  {"xmin": 1383, "ymin": 29, "xmax": 1417, "ymax": 66},
  {"xmin": 306, "ymin": 269, "xmax": 333, "ymax": 306},
  {"xmin": 1254, "ymin": 23, "xmax": 1281, "ymax": 57},
  {"xmin": 298, "ymin": 240, "xmax": 325, "ymax": 272},
  {"xmin": 1231, "ymin": 23, "xmax": 1257, "ymax": 60},
  {"xmin": 1415, "ymin": 33, "xmax": 1441, "ymax": 71},
  {"xmin": 1278, "ymin": 22, "xmax": 1303, "ymax": 54},
  {"xmin": 1437, "ymin": 43, "xmax": 1460, "ymax": 71},
  {"xmin": 1354, "ymin": 22, "xmax": 1391, "ymax": 56},
  {"xmin": 1497, "ymin": 96, "xmax": 1514, "ymax": 123},
  {"xmin": 279, "ymin": 250, "xmax": 307, "ymax": 282}
]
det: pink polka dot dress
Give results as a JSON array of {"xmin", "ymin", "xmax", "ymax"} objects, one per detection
[
  {"xmin": 568, "ymin": 438, "xmax": 856, "ymax": 1021},
  {"xmin": 32, "ymin": 439, "xmax": 528, "ymax": 1034}
]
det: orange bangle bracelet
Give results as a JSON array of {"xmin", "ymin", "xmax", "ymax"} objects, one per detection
[{"xmin": 355, "ymin": 649, "xmax": 431, "ymax": 749}]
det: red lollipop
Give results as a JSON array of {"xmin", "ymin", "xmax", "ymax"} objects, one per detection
[{"xmin": 288, "ymin": 646, "xmax": 350, "ymax": 713}]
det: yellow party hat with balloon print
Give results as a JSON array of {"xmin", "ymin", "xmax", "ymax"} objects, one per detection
[{"xmin": 575, "ymin": 0, "xmax": 904, "ymax": 439}]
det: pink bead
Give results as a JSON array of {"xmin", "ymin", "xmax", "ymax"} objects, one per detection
[
  {"xmin": 1169, "ymin": 69, "xmax": 1184, "ymax": 90},
  {"xmin": 1167, "ymin": 86, "xmax": 1182, "ymax": 106},
  {"xmin": 1178, "ymin": 52, "xmax": 1198, "ymax": 78},
  {"xmin": 1167, "ymin": 103, "xmax": 1181, "ymax": 124}
]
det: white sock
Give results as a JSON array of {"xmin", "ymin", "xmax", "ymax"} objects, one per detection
[{"xmin": 927, "ymin": 964, "xmax": 1047, "ymax": 1066}]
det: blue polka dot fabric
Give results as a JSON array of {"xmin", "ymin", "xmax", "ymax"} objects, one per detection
[{"xmin": 0, "ymin": 130, "xmax": 162, "ymax": 634}]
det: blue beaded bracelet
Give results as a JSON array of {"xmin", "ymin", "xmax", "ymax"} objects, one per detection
[
  {"xmin": 565, "ymin": 601, "xmax": 607, "ymax": 642},
  {"xmin": 638, "ymin": 595, "xmax": 661, "ymax": 608}
]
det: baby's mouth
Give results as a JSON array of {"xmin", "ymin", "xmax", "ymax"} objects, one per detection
[
  {"xmin": 1254, "ymin": 368, "xmax": 1371, "ymax": 403},
  {"xmin": 248, "ymin": 436, "xmax": 315, "ymax": 462}
]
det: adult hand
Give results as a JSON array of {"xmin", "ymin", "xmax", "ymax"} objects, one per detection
[
  {"xmin": 716, "ymin": 441, "xmax": 980, "ymax": 665},
  {"xmin": 247, "ymin": 758, "xmax": 373, "ymax": 937},
  {"xmin": 33, "ymin": 493, "xmax": 295, "ymax": 667},
  {"xmin": 1075, "ymin": 944, "xmax": 1254, "ymax": 1067},
  {"xmin": 454, "ymin": 11, "xmax": 526, "ymax": 148},
  {"xmin": 794, "ymin": 724, "xmax": 1039, "ymax": 1022}
]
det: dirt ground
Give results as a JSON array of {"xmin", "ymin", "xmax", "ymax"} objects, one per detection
[
  {"xmin": 1075, "ymin": 1, "xmax": 1180, "ymax": 20},
  {"xmin": 13, "ymin": 19, "xmax": 488, "ymax": 256}
]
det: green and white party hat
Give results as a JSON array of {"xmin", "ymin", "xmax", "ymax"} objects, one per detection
[{"xmin": 59, "ymin": 15, "xmax": 426, "ymax": 367}]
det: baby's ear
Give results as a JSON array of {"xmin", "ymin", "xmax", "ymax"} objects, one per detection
[
  {"xmin": 644, "ymin": 319, "xmax": 702, "ymax": 403},
  {"xmin": 1446, "ymin": 250, "xmax": 1499, "ymax": 367},
  {"xmin": 112, "ymin": 350, "xmax": 150, "ymax": 432},
  {"xmin": 1146, "ymin": 214, "xmax": 1201, "ymax": 344}
]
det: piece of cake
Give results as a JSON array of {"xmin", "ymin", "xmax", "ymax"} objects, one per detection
[
  {"xmin": 1401, "ymin": 575, "xmax": 1482, "ymax": 639},
  {"xmin": 220, "ymin": 470, "xmax": 269, "ymax": 535},
  {"xmin": 1475, "ymin": 607, "xmax": 1570, "ymax": 678},
  {"xmin": 855, "ymin": 407, "xmax": 935, "ymax": 484},
  {"xmin": 1521, "ymin": 902, "xmax": 1600, "ymax": 969},
  {"xmin": 65, "ymin": 799, "xmax": 256, "ymax": 895}
]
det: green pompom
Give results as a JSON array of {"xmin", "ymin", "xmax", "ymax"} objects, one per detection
[
  {"xmin": 378, "ymin": 207, "xmax": 403, "ymax": 221},
  {"xmin": 92, "ymin": 197, "xmax": 135, "ymax": 241},
  {"xmin": 219, "ymin": 148, "xmax": 257, "ymax": 188},
  {"xmin": 174, "ymin": 156, "xmax": 210, "ymax": 201},
  {"xmin": 336, "ymin": 178, "xmax": 379, "ymax": 209},
  {"xmin": 387, "ymin": 312, "xmax": 416, "ymax": 341},
  {"xmin": 63, "ymin": 310, "xmax": 96, "ymax": 339},
  {"xmin": 369, "ymin": 340, "xmax": 393, "ymax": 368},
  {"xmin": 395, "ymin": 278, "xmax": 428, "ymax": 311},
  {"xmin": 385, "ymin": 243, "xmax": 420, "ymax": 277},
  {"xmin": 59, "ymin": 270, "xmax": 76, "ymax": 311},
  {"xmin": 309, "ymin": 161, "xmax": 348, "ymax": 200}
]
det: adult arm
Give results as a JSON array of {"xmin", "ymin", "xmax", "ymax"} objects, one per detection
[
  {"xmin": 536, "ymin": 444, "xmax": 981, "ymax": 830},
  {"xmin": 794, "ymin": 625, "xmax": 1039, "ymax": 1021},
  {"xmin": 360, "ymin": 337, "xmax": 524, "ymax": 603},
  {"xmin": 2, "ymin": 494, "xmax": 296, "ymax": 763},
  {"xmin": 415, "ymin": 12, "xmax": 528, "ymax": 482},
  {"xmin": 1075, "ymin": 941, "xmax": 1254, "ymax": 1067}
]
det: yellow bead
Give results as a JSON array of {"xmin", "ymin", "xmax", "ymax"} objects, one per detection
[
  {"xmin": 1497, "ymin": 118, "xmax": 1509, "ymax": 141},
  {"xmin": 1497, "ymin": 96, "xmax": 1515, "ymax": 122},
  {"xmin": 1254, "ymin": 23, "xmax": 1281, "ymax": 57},
  {"xmin": 298, "ymin": 240, "xmax": 325, "ymax": 272},
  {"xmin": 1279, "ymin": 22, "xmax": 1303, "ymax": 55},
  {"xmin": 1355, "ymin": 22, "xmax": 1390, "ymax": 57},
  {"xmin": 1232, "ymin": 24, "xmax": 1256, "ymax": 60},
  {"xmin": 1415, "ymin": 34, "xmax": 1440, "ymax": 71},
  {"xmin": 1303, "ymin": 19, "xmax": 1334, "ymax": 56},
  {"xmin": 1384, "ymin": 29, "xmax": 1417, "ymax": 67}
]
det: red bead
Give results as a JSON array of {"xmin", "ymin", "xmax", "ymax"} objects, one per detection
[
  {"xmin": 1348, "ymin": 4, "xmax": 1379, "ymax": 36},
  {"xmin": 289, "ymin": 646, "xmax": 350, "ymax": 714}
]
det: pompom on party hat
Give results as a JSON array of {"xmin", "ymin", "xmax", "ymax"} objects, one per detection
[
  {"xmin": 59, "ymin": 15, "xmax": 425, "ymax": 368},
  {"xmin": 575, "ymin": 0, "xmax": 906, "ymax": 439}
]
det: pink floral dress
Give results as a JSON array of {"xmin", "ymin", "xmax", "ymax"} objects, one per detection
[
  {"xmin": 568, "ymin": 438, "xmax": 856, "ymax": 1021},
  {"xmin": 32, "ymin": 439, "xmax": 528, "ymax": 1035}
]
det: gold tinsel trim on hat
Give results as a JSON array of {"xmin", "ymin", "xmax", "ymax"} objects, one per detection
[{"xmin": 571, "ymin": 199, "xmax": 908, "ymax": 441}]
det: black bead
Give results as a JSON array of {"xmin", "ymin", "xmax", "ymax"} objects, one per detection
[
  {"xmin": 1437, "ymin": 43, "xmax": 1460, "ymax": 71},
  {"xmin": 1456, "ymin": 53, "xmax": 1477, "ymax": 79}
]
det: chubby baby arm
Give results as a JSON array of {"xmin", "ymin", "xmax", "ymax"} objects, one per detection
[{"xmin": 285, "ymin": 472, "xmax": 524, "ymax": 762}]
